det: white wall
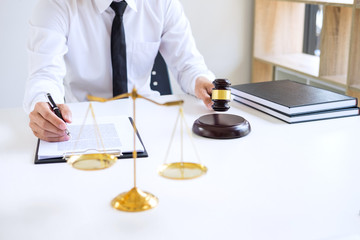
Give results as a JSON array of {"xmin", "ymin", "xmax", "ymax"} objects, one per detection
[
  {"xmin": 179, "ymin": 0, "xmax": 254, "ymax": 91},
  {"xmin": 0, "ymin": 0, "xmax": 253, "ymax": 109},
  {"xmin": 0, "ymin": 0, "xmax": 38, "ymax": 109}
]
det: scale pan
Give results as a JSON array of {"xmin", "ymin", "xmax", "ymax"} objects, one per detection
[
  {"xmin": 67, "ymin": 153, "xmax": 117, "ymax": 170},
  {"xmin": 158, "ymin": 162, "xmax": 207, "ymax": 180}
]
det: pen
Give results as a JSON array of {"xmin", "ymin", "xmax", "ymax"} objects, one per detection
[{"xmin": 45, "ymin": 93, "xmax": 71, "ymax": 136}]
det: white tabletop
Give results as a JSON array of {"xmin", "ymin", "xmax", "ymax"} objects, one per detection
[{"xmin": 1, "ymin": 94, "xmax": 360, "ymax": 240}]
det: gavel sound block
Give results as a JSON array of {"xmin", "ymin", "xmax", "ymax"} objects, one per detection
[{"xmin": 192, "ymin": 79, "xmax": 251, "ymax": 139}]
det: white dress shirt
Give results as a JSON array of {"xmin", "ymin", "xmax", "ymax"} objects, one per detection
[{"xmin": 23, "ymin": 0, "xmax": 215, "ymax": 113}]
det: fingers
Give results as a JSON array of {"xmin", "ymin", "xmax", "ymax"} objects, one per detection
[
  {"xmin": 29, "ymin": 102, "xmax": 71, "ymax": 142},
  {"xmin": 202, "ymin": 94, "xmax": 213, "ymax": 110},
  {"xmin": 195, "ymin": 77, "xmax": 214, "ymax": 110},
  {"xmin": 58, "ymin": 104, "xmax": 72, "ymax": 123},
  {"xmin": 30, "ymin": 127, "xmax": 71, "ymax": 142}
]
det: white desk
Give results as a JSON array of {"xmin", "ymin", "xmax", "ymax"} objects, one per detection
[{"xmin": 1, "ymin": 94, "xmax": 360, "ymax": 240}]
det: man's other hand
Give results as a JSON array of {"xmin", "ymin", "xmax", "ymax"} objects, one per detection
[{"xmin": 195, "ymin": 76, "xmax": 214, "ymax": 110}]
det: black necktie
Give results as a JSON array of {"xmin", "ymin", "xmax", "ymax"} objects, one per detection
[{"xmin": 110, "ymin": 1, "xmax": 128, "ymax": 97}]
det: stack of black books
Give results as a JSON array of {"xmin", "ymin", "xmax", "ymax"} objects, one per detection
[{"xmin": 230, "ymin": 80, "xmax": 360, "ymax": 123}]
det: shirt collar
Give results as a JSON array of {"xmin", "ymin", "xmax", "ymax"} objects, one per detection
[{"xmin": 94, "ymin": 0, "xmax": 137, "ymax": 14}]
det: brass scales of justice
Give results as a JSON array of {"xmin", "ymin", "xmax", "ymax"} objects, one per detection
[
  {"xmin": 64, "ymin": 87, "xmax": 208, "ymax": 212},
  {"xmin": 63, "ymin": 79, "xmax": 250, "ymax": 212}
]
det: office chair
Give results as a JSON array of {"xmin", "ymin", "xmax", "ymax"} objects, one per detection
[{"xmin": 150, "ymin": 52, "xmax": 172, "ymax": 95}]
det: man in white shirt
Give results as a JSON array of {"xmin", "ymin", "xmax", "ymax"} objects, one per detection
[{"xmin": 24, "ymin": 0, "xmax": 216, "ymax": 142}]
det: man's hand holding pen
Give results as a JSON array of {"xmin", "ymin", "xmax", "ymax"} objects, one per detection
[
  {"xmin": 45, "ymin": 93, "xmax": 71, "ymax": 137},
  {"xmin": 29, "ymin": 100, "xmax": 72, "ymax": 142}
]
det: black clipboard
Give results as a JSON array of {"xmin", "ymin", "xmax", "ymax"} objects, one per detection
[{"xmin": 34, "ymin": 117, "xmax": 148, "ymax": 164}]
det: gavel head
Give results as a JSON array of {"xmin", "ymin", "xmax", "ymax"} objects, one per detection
[{"xmin": 211, "ymin": 79, "xmax": 231, "ymax": 111}]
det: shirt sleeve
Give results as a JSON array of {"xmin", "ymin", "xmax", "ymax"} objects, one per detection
[
  {"xmin": 23, "ymin": 0, "xmax": 69, "ymax": 114},
  {"xmin": 159, "ymin": 0, "xmax": 215, "ymax": 96}
]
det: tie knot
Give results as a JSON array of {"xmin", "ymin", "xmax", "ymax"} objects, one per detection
[{"xmin": 111, "ymin": 1, "xmax": 127, "ymax": 16}]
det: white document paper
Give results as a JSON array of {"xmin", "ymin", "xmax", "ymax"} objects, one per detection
[{"xmin": 37, "ymin": 115, "xmax": 144, "ymax": 159}]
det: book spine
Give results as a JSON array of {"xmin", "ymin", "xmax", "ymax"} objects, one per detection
[{"xmin": 233, "ymin": 96, "xmax": 360, "ymax": 123}]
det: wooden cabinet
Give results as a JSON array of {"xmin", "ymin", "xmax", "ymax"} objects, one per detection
[
  {"xmin": 252, "ymin": 0, "xmax": 360, "ymax": 101},
  {"xmin": 348, "ymin": 8, "xmax": 360, "ymax": 99}
]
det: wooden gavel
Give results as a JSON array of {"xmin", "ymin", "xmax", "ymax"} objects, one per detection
[{"xmin": 211, "ymin": 78, "xmax": 231, "ymax": 111}]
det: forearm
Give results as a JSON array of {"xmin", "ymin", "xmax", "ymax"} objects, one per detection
[
  {"xmin": 159, "ymin": 0, "xmax": 215, "ymax": 96},
  {"xmin": 24, "ymin": 1, "xmax": 69, "ymax": 114},
  {"xmin": 24, "ymin": 40, "xmax": 67, "ymax": 114}
]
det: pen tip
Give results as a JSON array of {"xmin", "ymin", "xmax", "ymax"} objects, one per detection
[{"xmin": 65, "ymin": 129, "xmax": 71, "ymax": 137}]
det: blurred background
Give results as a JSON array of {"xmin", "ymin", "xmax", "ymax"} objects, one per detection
[{"xmin": 0, "ymin": 0, "xmax": 254, "ymax": 109}]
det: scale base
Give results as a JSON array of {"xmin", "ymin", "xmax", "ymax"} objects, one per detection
[
  {"xmin": 192, "ymin": 113, "xmax": 251, "ymax": 139},
  {"xmin": 111, "ymin": 187, "xmax": 158, "ymax": 212}
]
